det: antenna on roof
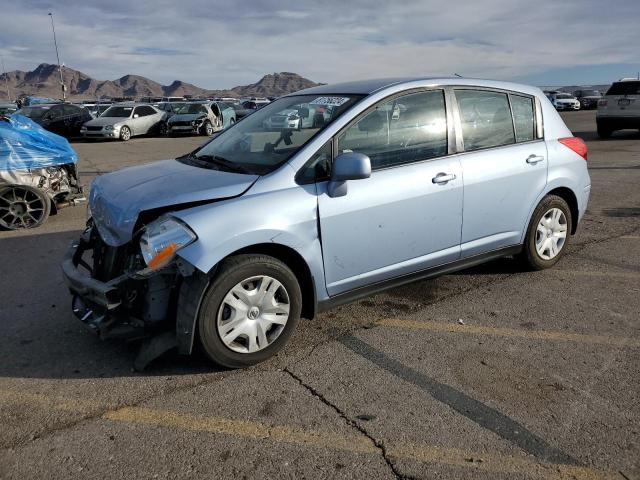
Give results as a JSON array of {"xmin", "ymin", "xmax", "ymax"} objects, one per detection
[{"xmin": 453, "ymin": 73, "xmax": 463, "ymax": 78}]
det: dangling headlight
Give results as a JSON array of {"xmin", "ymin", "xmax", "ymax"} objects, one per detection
[{"xmin": 139, "ymin": 217, "xmax": 197, "ymax": 271}]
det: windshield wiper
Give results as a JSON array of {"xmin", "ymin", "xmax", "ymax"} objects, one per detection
[{"xmin": 195, "ymin": 155, "xmax": 251, "ymax": 174}]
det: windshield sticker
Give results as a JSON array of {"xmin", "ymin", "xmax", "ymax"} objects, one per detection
[{"xmin": 310, "ymin": 96, "xmax": 350, "ymax": 107}]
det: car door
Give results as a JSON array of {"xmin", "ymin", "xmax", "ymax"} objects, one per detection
[
  {"xmin": 317, "ymin": 89, "xmax": 463, "ymax": 296},
  {"xmin": 44, "ymin": 105, "xmax": 66, "ymax": 135},
  {"xmin": 453, "ymin": 89, "xmax": 547, "ymax": 257}
]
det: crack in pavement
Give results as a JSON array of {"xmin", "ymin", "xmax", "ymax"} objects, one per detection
[{"xmin": 284, "ymin": 367, "xmax": 417, "ymax": 480}]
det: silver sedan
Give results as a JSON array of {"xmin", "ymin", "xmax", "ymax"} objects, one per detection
[{"xmin": 80, "ymin": 103, "xmax": 167, "ymax": 141}]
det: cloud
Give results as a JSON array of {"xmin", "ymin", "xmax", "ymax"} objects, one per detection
[{"xmin": 0, "ymin": 0, "xmax": 638, "ymax": 88}]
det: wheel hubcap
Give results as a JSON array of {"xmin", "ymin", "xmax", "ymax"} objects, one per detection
[
  {"xmin": 535, "ymin": 207, "xmax": 568, "ymax": 260},
  {"xmin": 0, "ymin": 187, "xmax": 46, "ymax": 229},
  {"xmin": 216, "ymin": 275, "xmax": 290, "ymax": 354}
]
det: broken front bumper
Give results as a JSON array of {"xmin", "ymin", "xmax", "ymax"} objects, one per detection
[{"xmin": 61, "ymin": 229, "xmax": 132, "ymax": 332}]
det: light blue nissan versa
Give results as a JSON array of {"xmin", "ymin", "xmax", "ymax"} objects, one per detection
[{"xmin": 62, "ymin": 78, "xmax": 591, "ymax": 368}]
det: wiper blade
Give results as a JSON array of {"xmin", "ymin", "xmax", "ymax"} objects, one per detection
[{"xmin": 195, "ymin": 155, "xmax": 250, "ymax": 174}]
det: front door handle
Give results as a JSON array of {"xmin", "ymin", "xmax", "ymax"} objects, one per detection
[
  {"xmin": 432, "ymin": 172, "xmax": 457, "ymax": 184},
  {"xmin": 526, "ymin": 154, "xmax": 545, "ymax": 164}
]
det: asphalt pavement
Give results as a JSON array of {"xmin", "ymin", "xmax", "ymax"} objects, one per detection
[{"xmin": 0, "ymin": 111, "xmax": 638, "ymax": 479}]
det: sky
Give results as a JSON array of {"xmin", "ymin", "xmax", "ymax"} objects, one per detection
[{"xmin": 0, "ymin": 0, "xmax": 638, "ymax": 89}]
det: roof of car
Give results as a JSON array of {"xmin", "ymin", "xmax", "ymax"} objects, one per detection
[{"xmin": 293, "ymin": 77, "xmax": 543, "ymax": 97}]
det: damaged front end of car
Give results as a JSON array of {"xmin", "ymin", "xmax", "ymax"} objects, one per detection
[{"xmin": 62, "ymin": 215, "xmax": 210, "ymax": 369}]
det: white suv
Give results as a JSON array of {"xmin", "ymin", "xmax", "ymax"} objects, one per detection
[{"xmin": 596, "ymin": 78, "xmax": 640, "ymax": 138}]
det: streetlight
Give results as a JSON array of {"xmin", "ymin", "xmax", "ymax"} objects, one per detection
[
  {"xmin": 48, "ymin": 12, "xmax": 66, "ymax": 101},
  {"xmin": 0, "ymin": 55, "xmax": 10, "ymax": 102}
]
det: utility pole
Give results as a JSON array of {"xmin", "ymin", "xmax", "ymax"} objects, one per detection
[
  {"xmin": 48, "ymin": 12, "xmax": 66, "ymax": 101},
  {"xmin": 0, "ymin": 55, "xmax": 10, "ymax": 101}
]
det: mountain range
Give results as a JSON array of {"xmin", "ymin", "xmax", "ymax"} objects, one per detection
[{"xmin": 0, "ymin": 63, "xmax": 321, "ymax": 101}]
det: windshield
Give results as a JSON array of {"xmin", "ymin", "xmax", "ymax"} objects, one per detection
[
  {"xmin": 176, "ymin": 103, "xmax": 208, "ymax": 114},
  {"xmin": 580, "ymin": 90, "xmax": 601, "ymax": 97},
  {"xmin": 102, "ymin": 106, "xmax": 133, "ymax": 117},
  {"xmin": 15, "ymin": 106, "xmax": 51, "ymax": 119},
  {"xmin": 556, "ymin": 94, "xmax": 573, "ymax": 99},
  {"xmin": 188, "ymin": 94, "xmax": 363, "ymax": 175}
]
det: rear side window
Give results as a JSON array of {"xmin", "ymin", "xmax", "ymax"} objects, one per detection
[
  {"xmin": 509, "ymin": 94, "xmax": 535, "ymax": 143},
  {"xmin": 455, "ymin": 90, "xmax": 515, "ymax": 151},
  {"xmin": 136, "ymin": 106, "xmax": 156, "ymax": 116},
  {"xmin": 338, "ymin": 90, "xmax": 447, "ymax": 170},
  {"xmin": 606, "ymin": 82, "xmax": 640, "ymax": 96}
]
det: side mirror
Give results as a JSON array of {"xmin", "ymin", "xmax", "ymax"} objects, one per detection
[
  {"xmin": 133, "ymin": 114, "xmax": 139, "ymax": 118},
  {"xmin": 328, "ymin": 152, "xmax": 371, "ymax": 198}
]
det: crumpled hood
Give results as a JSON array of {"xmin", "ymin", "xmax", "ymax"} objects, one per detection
[
  {"xmin": 84, "ymin": 116, "xmax": 127, "ymax": 127},
  {"xmin": 90, "ymin": 159, "xmax": 258, "ymax": 246},
  {"xmin": 168, "ymin": 113, "xmax": 206, "ymax": 124}
]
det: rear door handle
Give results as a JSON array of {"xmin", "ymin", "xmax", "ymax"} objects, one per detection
[
  {"xmin": 526, "ymin": 154, "xmax": 545, "ymax": 164},
  {"xmin": 432, "ymin": 172, "xmax": 457, "ymax": 184}
]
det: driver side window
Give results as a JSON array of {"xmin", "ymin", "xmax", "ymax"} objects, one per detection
[{"xmin": 337, "ymin": 90, "xmax": 447, "ymax": 170}]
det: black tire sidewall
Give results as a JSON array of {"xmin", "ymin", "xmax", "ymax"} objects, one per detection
[
  {"xmin": 522, "ymin": 195, "xmax": 572, "ymax": 270},
  {"xmin": 198, "ymin": 255, "xmax": 302, "ymax": 368}
]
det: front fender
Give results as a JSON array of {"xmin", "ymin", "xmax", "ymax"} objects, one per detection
[{"xmin": 172, "ymin": 181, "xmax": 327, "ymax": 298}]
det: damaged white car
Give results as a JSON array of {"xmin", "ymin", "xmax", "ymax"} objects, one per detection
[{"xmin": 0, "ymin": 114, "xmax": 84, "ymax": 229}]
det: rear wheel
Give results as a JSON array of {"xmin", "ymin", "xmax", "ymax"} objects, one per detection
[
  {"xmin": 0, "ymin": 185, "xmax": 51, "ymax": 230},
  {"xmin": 198, "ymin": 254, "xmax": 302, "ymax": 368},
  {"xmin": 518, "ymin": 195, "xmax": 572, "ymax": 270}
]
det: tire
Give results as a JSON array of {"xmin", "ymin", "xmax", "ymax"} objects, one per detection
[
  {"xmin": 201, "ymin": 120, "xmax": 214, "ymax": 136},
  {"xmin": 120, "ymin": 125, "xmax": 131, "ymax": 141},
  {"xmin": 158, "ymin": 122, "xmax": 167, "ymax": 136},
  {"xmin": 198, "ymin": 254, "xmax": 302, "ymax": 368},
  {"xmin": 0, "ymin": 185, "xmax": 51, "ymax": 230},
  {"xmin": 597, "ymin": 125, "xmax": 612, "ymax": 139},
  {"xmin": 518, "ymin": 195, "xmax": 572, "ymax": 271}
]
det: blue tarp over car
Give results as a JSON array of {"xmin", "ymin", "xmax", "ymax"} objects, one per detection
[{"xmin": 0, "ymin": 114, "xmax": 77, "ymax": 171}]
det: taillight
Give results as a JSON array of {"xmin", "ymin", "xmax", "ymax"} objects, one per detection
[
  {"xmin": 598, "ymin": 99, "xmax": 607, "ymax": 107},
  {"xmin": 559, "ymin": 137, "xmax": 587, "ymax": 161}
]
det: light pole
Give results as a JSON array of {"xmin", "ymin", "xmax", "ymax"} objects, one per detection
[
  {"xmin": 48, "ymin": 12, "xmax": 66, "ymax": 101},
  {"xmin": 0, "ymin": 55, "xmax": 10, "ymax": 102}
]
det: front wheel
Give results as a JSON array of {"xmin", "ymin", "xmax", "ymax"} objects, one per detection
[
  {"xmin": 198, "ymin": 254, "xmax": 302, "ymax": 368},
  {"xmin": 0, "ymin": 185, "xmax": 51, "ymax": 230},
  {"xmin": 201, "ymin": 120, "xmax": 214, "ymax": 136},
  {"xmin": 119, "ymin": 125, "xmax": 131, "ymax": 141},
  {"xmin": 518, "ymin": 195, "xmax": 572, "ymax": 270}
]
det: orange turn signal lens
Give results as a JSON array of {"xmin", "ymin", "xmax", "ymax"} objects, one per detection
[{"xmin": 147, "ymin": 242, "xmax": 178, "ymax": 270}]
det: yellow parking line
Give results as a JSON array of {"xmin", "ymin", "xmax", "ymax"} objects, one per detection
[
  {"xmin": 620, "ymin": 235, "xmax": 640, "ymax": 240},
  {"xmin": 0, "ymin": 391, "xmax": 616, "ymax": 479},
  {"xmin": 104, "ymin": 406, "xmax": 614, "ymax": 480},
  {"xmin": 376, "ymin": 319, "xmax": 640, "ymax": 348}
]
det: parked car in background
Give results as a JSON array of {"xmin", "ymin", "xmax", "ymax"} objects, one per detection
[
  {"xmin": 141, "ymin": 96, "xmax": 185, "ymax": 103},
  {"xmin": 222, "ymin": 99, "xmax": 251, "ymax": 119},
  {"xmin": 0, "ymin": 102, "xmax": 17, "ymax": 116},
  {"xmin": 573, "ymin": 89, "xmax": 602, "ymax": 109},
  {"xmin": 13, "ymin": 103, "xmax": 92, "ymax": 138},
  {"xmin": 80, "ymin": 103, "xmax": 167, "ymax": 141},
  {"xmin": 241, "ymin": 99, "xmax": 270, "ymax": 112},
  {"xmin": 156, "ymin": 101, "xmax": 187, "ymax": 121},
  {"xmin": 554, "ymin": 93, "xmax": 581, "ymax": 111},
  {"xmin": 167, "ymin": 101, "xmax": 236, "ymax": 136},
  {"xmin": 262, "ymin": 102, "xmax": 329, "ymax": 130},
  {"xmin": 63, "ymin": 77, "xmax": 590, "ymax": 369},
  {"xmin": 596, "ymin": 78, "xmax": 640, "ymax": 138}
]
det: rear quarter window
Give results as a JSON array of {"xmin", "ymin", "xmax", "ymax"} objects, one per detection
[{"xmin": 509, "ymin": 94, "xmax": 535, "ymax": 143}]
